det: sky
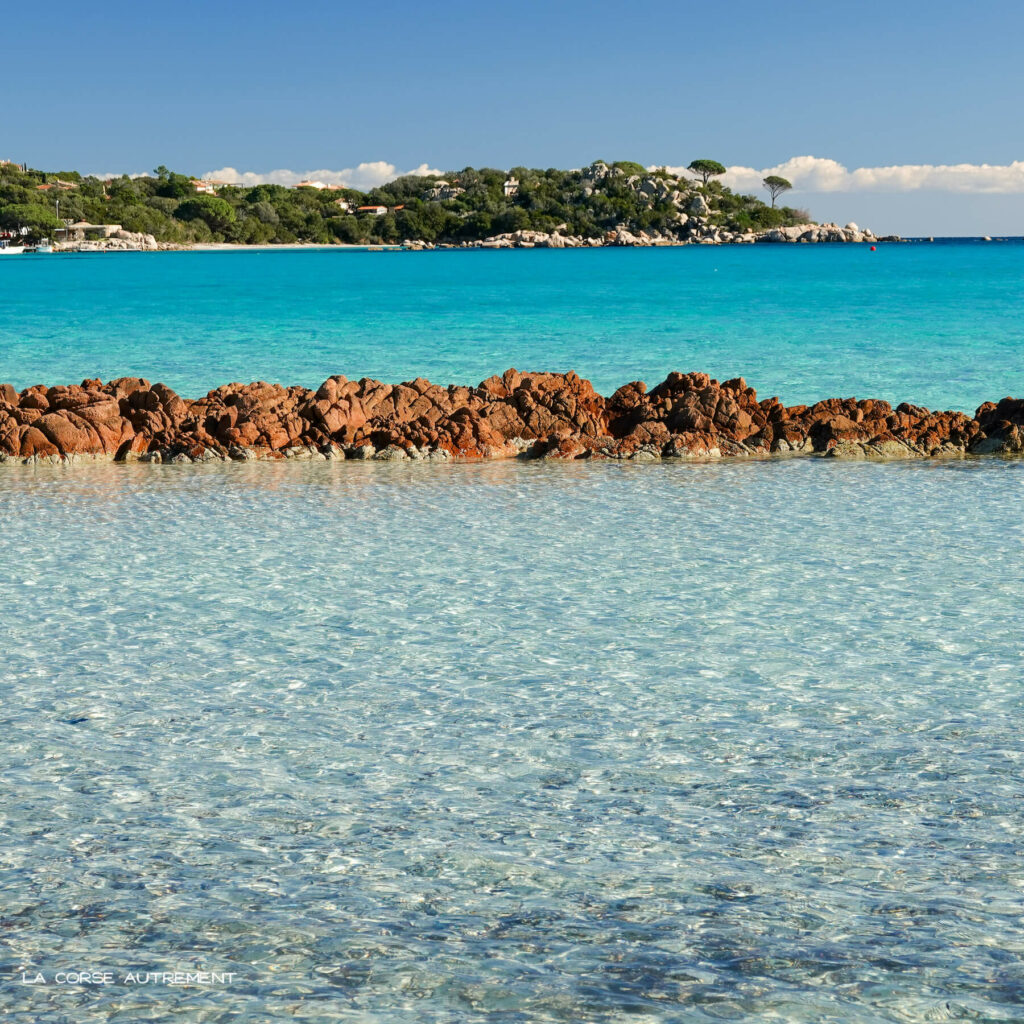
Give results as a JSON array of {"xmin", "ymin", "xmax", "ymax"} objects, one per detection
[{"xmin": 3, "ymin": 0, "xmax": 1024, "ymax": 235}]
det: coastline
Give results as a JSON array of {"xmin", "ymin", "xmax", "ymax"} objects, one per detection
[
  {"xmin": 41, "ymin": 235, "xmax": 1022, "ymax": 255},
  {"xmin": 187, "ymin": 242, "xmax": 402, "ymax": 252},
  {"xmin": 2, "ymin": 370, "xmax": 1021, "ymax": 467},
  {"xmin": 62, "ymin": 227, "xmax": 901, "ymax": 254}
]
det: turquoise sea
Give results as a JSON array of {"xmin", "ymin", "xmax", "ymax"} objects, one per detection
[
  {"xmin": 2, "ymin": 246, "xmax": 1024, "ymax": 1023},
  {"xmin": 1, "ymin": 242, "xmax": 1023, "ymax": 409}
]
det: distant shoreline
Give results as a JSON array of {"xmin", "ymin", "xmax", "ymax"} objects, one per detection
[
  {"xmin": 11, "ymin": 236, "xmax": 1022, "ymax": 258},
  {"xmin": 188, "ymin": 242, "xmax": 398, "ymax": 251},
  {"xmin": 186, "ymin": 236, "xmax": 1022, "ymax": 250},
  {"xmin": 55, "ymin": 235, "xmax": 1024, "ymax": 255}
]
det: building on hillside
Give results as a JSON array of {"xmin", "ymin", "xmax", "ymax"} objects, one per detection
[
  {"xmin": 422, "ymin": 181, "xmax": 465, "ymax": 201},
  {"xmin": 503, "ymin": 177, "xmax": 519, "ymax": 198},
  {"xmin": 57, "ymin": 222, "xmax": 123, "ymax": 241},
  {"xmin": 189, "ymin": 179, "xmax": 232, "ymax": 194},
  {"xmin": 35, "ymin": 180, "xmax": 79, "ymax": 192},
  {"xmin": 356, "ymin": 205, "xmax": 388, "ymax": 216}
]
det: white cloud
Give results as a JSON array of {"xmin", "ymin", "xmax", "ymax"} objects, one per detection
[
  {"xmin": 201, "ymin": 161, "xmax": 442, "ymax": 191},
  {"xmin": 657, "ymin": 156, "xmax": 1024, "ymax": 194},
  {"xmin": 90, "ymin": 156, "xmax": 1024, "ymax": 198}
]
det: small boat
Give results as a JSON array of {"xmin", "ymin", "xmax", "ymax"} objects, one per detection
[{"xmin": 0, "ymin": 236, "xmax": 54, "ymax": 255}]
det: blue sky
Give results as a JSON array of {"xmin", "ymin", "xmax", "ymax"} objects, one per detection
[{"xmin": 3, "ymin": 0, "xmax": 1024, "ymax": 233}]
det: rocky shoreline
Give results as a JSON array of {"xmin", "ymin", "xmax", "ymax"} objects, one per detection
[
  {"xmin": 407, "ymin": 221, "xmax": 899, "ymax": 250},
  {"xmin": 1, "ymin": 371, "xmax": 1021, "ymax": 466},
  {"xmin": 59, "ymin": 223, "xmax": 896, "ymax": 254}
]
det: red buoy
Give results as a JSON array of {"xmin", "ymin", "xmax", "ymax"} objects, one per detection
[{"xmin": 870, "ymin": 245, "xmax": 876, "ymax": 251}]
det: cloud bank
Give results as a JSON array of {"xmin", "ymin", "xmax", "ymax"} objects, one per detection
[
  {"xmin": 218, "ymin": 156, "xmax": 1024, "ymax": 195},
  {"xmin": 202, "ymin": 162, "xmax": 442, "ymax": 191},
  {"xmin": 97, "ymin": 156, "xmax": 1024, "ymax": 198},
  {"xmin": 657, "ymin": 156, "xmax": 1024, "ymax": 194}
]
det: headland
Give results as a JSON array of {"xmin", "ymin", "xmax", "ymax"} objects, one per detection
[{"xmin": 1, "ymin": 160, "xmax": 899, "ymax": 252}]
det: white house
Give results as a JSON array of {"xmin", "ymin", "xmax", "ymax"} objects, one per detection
[{"xmin": 190, "ymin": 179, "xmax": 231, "ymax": 194}]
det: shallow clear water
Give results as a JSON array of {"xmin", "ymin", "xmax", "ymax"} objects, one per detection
[
  {"xmin": 2, "ymin": 458, "xmax": 1023, "ymax": 1022},
  {"xmin": 1, "ymin": 243, "xmax": 1023, "ymax": 411}
]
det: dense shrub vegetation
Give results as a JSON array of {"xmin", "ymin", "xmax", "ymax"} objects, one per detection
[{"xmin": 0, "ymin": 161, "xmax": 808, "ymax": 245}]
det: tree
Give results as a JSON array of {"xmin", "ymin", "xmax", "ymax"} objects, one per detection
[
  {"xmin": 107, "ymin": 175, "xmax": 142, "ymax": 203},
  {"xmin": 174, "ymin": 195, "xmax": 236, "ymax": 233},
  {"xmin": 762, "ymin": 175, "xmax": 792, "ymax": 208},
  {"xmin": 0, "ymin": 203, "xmax": 61, "ymax": 235},
  {"xmin": 687, "ymin": 159, "xmax": 726, "ymax": 186},
  {"xmin": 250, "ymin": 201, "xmax": 280, "ymax": 225},
  {"xmin": 153, "ymin": 166, "xmax": 195, "ymax": 199},
  {"xmin": 146, "ymin": 196, "xmax": 181, "ymax": 215}
]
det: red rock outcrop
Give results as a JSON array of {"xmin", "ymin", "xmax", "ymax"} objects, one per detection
[{"xmin": 0, "ymin": 371, "xmax": 1020, "ymax": 464}]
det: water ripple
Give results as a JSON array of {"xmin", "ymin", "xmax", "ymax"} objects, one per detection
[{"xmin": 1, "ymin": 458, "xmax": 1023, "ymax": 1021}]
